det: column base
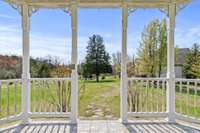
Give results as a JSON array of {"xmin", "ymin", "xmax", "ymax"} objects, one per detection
[
  {"xmin": 70, "ymin": 117, "xmax": 78, "ymax": 124},
  {"xmin": 21, "ymin": 119, "xmax": 30, "ymax": 125},
  {"xmin": 119, "ymin": 118, "xmax": 128, "ymax": 124},
  {"xmin": 166, "ymin": 113, "xmax": 176, "ymax": 123}
]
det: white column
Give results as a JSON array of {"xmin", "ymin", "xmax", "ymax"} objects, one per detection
[
  {"xmin": 21, "ymin": 4, "xmax": 30, "ymax": 124},
  {"xmin": 121, "ymin": 5, "xmax": 128, "ymax": 123},
  {"xmin": 167, "ymin": 3, "xmax": 176, "ymax": 122},
  {"xmin": 70, "ymin": 3, "xmax": 78, "ymax": 124}
]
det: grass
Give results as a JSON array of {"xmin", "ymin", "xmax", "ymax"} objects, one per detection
[
  {"xmin": 78, "ymin": 76, "xmax": 120, "ymax": 119},
  {"xmin": 0, "ymin": 76, "xmax": 200, "ymax": 120}
]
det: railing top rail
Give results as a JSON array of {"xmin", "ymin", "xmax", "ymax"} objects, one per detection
[
  {"xmin": 128, "ymin": 77, "xmax": 168, "ymax": 81},
  {"xmin": 30, "ymin": 78, "xmax": 71, "ymax": 81},
  {"xmin": 0, "ymin": 79, "xmax": 21, "ymax": 82},
  {"xmin": 176, "ymin": 78, "xmax": 200, "ymax": 82}
]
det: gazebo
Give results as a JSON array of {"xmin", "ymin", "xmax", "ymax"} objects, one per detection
[{"xmin": 0, "ymin": 0, "xmax": 200, "ymax": 132}]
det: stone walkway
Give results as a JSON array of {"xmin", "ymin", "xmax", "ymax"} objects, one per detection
[{"xmin": 1, "ymin": 120, "xmax": 200, "ymax": 133}]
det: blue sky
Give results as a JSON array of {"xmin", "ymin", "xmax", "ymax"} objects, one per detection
[{"xmin": 0, "ymin": 0, "xmax": 200, "ymax": 63}]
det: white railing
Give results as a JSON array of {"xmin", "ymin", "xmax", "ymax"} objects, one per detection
[
  {"xmin": 127, "ymin": 77, "xmax": 168, "ymax": 117},
  {"xmin": 0, "ymin": 79, "xmax": 22, "ymax": 124},
  {"xmin": 30, "ymin": 78, "xmax": 71, "ymax": 118},
  {"xmin": 1, "ymin": 78, "xmax": 200, "ymax": 124},
  {"xmin": 175, "ymin": 78, "xmax": 200, "ymax": 122}
]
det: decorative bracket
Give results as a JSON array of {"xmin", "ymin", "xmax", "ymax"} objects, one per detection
[
  {"xmin": 128, "ymin": 8, "xmax": 137, "ymax": 16},
  {"xmin": 63, "ymin": 8, "xmax": 71, "ymax": 15},
  {"xmin": 10, "ymin": 4, "xmax": 21, "ymax": 15},
  {"xmin": 158, "ymin": 7, "xmax": 169, "ymax": 16},
  {"xmin": 176, "ymin": 4, "xmax": 188, "ymax": 15},
  {"xmin": 159, "ymin": 2, "xmax": 190, "ymax": 17},
  {"xmin": 29, "ymin": 7, "xmax": 39, "ymax": 17},
  {"xmin": 9, "ymin": 4, "xmax": 39, "ymax": 17}
]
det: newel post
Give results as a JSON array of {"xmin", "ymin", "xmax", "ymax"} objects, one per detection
[
  {"xmin": 21, "ymin": 4, "xmax": 30, "ymax": 124},
  {"xmin": 70, "ymin": 2, "xmax": 78, "ymax": 124},
  {"xmin": 121, "ymin": 5, "xmax": 128, "ymax": 123},
  {"xmin": 167, "ymin": 3, "xmax": 176, "ymax": 122}
]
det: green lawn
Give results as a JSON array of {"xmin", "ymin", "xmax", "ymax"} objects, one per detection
[
  {"xmin": 78, "ymin": 76, "xmax": 120, "ymax": 119},
  {"xmin": 0, "ymin": 76, "xmax": 200, "ymax": 120}
]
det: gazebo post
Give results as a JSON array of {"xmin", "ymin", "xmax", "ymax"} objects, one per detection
[
  {"xmin": 121, "ymin": 5, "xmax": 128, "ymax": 123},
  {"xmin": 21, "ymin": 4, "xmax": 30, "ymax": 124},
  {"xmin": 70, "ymin": 1, "xmax": 78, "ymax": 124},
  {"xmin": 167, "ymin": 3, "xmax": 176, "ymax": 122}
]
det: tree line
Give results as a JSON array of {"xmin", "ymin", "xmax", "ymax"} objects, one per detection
[
  {"xmin": 0, "ymin": 19, "xmax": 200, "ymax": 80},
  {"xmin": 112, "ymin": 19, "xmax": 168, "ymax": 78},
  {"xmin": 111, "ymin": 19, "xmax": 200, "ymax": 79},
  {"xmin": 0, "ymin": 55, "xmax": 71, "ymax": 79}
]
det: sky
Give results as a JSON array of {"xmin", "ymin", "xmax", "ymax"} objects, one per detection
[{"xmin": 0, "ymin": 0, "xmax": 200, "ymax": 63}]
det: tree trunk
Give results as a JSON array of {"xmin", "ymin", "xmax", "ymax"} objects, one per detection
[
  {"xmin": 118, "ymin": 73, "xmax": 121, "ymax": 79},
  {"xmin": 96, "ymin": 74, "xmax": 99, "ymax": 82},
  {"xmin": 158, "ymin": 64, "xmax": 162, "ymax": 77}
]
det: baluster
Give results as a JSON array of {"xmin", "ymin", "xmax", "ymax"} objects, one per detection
[
  {"xmin": 37, "ymin": 80, "xmax": 40, "ymax": 112},
  {"xmin": 0, "ymin": 81, "xmax": 1, "ymax": 113},
  {"xmin": 132, "ymin": 80, "xmax": 134, "ymax": 112},
  {"xmin": 55, "ymin": 80, "xmax": 58, "ymax": 112},
  {"xmin": 146, "ymin": 80, "xmax": 148, "ymax": 112},
  {"xmin": 194, "ymin": 81, "xmax": 197, "ymax": 116},
  {"xmin": 186, "ymin": 81, "xmax": 189, "ymax": 115},
  {"xmin": 129, "ymin": 93, "xmax": 132, "ymax": 112},
  {"xmin": 33, "ymin": 80, "xmax": 36, "ymax": 112},
  {"xmin": 128, "ymin": 80, "xmax": 130, "ymax": 112},
  {"xmin": 7, "ymin": 81, "xmax": 10, "ymax": 116},
  {"xmin": 156, "ymin": 80, "xmax": 159, "ymax": 112},
  {"xmin": 66, "ymin": 80, "xmax": 68, "ymax": 112},
  {"xmin": 135, "ymin": 80, "xmax": 138, "ymax": 112},
  {"xmin": 14, "ymin": 81, "xmax": 17, "ymax": 115},
  {"xmin": 140, "ymin": 80, "xmax": 143, "ymax": 112},
  {"xmin": 179, "ymin": 81, "xmax": 182, "ymax": 114},
  {"xmin": 60, "ymin": 80, "xmax": 63, "ymax": 112},
  {"xmin": 38, "ymin": 80, "xmax": 42, "ymax": 113},
  {"xmin": 49, "ymin": 80, "xmax": 52, "ymax": 113},
  {"xmin": 128, "ymin": 80, "xmax": 131, "ymax": 112},
  {"xmin": 44, "ymin": 80, "xmax": 46, "ymax": 112},
  {"xmin": 151, "ymin": 80, "xmax": 154, "ymax": 112},
  {"xmin": 162, "ymin": 80, "xmax": 165, "ymax": 112}
]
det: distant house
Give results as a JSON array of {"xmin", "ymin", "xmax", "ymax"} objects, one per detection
[
  {"xmin": 175, "ymin": 48, "xmax": 190, "ymax": 78},
  {"xmin": 161, "ymin": 48, "xmax": 190, "ymax": 78}
]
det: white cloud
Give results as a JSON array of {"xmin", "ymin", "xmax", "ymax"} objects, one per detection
[
  {"xmin": 0, "ymin": 14, "xmax": 16, "ymax": 19},
  {"xmin": 0, "ymin": 23, "xmax": 121, "ymax": 63},
  {"xmin": 175, "ymin": 25, "xmax": 200, "ymax": 48},
  {"xmin": 2, "ymin": 22, "xmax": 198, "ymax": 63},
  {"xmin": 0, "ymin": 24, "xmax": 22, "ymax": 55}
]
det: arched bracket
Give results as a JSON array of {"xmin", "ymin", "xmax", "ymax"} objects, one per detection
[
  {"xmin": 128, "ymin": 8, "xmax": 137, "ymax": 16},
  {"xmin": 176, "ymin": 4, "xmax": 188, "ymax": 15},
  {"xmin": 63, "ymin": 8, "xmax": 71, "ymax": 16},
  {"xmin": 159, "ymin": 3, "xmax": 190, "ymax": 17},
  {"xmin": 10, "ymin": 4, "xmax": 21, "ymax": 15},
  {"xmin": 158, "ymin": 7, "xmax": 169, "ymax": 16},
  {"xmin": 29, "ymin": 7, "xmax": 39, "ymax": 17},
  {"xmin": 9, "ymin": 4, "xmax": 39, "ymax": 17}
]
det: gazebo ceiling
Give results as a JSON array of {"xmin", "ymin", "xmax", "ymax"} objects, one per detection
[{"xmin": 6, "ymin": 0, "xmax": 191, "ymax": 8}]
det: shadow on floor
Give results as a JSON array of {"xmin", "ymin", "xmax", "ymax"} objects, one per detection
[
  {"xmin": 1, "ymin": 121, "xmax": 200, "ymax": 133},
  {"xmin": 1, "ymin": 123, "xmax": 77, "ymax": 133},
  {"xmin": 123, "ymin": 122, "xmax": 200, "ymax": 133}
]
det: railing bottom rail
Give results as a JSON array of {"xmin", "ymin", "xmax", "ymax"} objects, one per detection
[{"xmin": 128, "ymin": 112, "xmax": 168, "ymax": 118}]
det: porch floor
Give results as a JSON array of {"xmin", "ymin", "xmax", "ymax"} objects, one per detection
[{"xmin": 1, "ymin": 120, "xmax": 200, "ymax": 133}]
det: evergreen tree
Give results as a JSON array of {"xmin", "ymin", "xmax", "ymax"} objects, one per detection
[
  {"xmin": 183, "ymin": 43, "xmax": 200, "ymax": 78},
  {"xmin": 83, "ymin": 34, "xmax": 112, "ymax": 82}
]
